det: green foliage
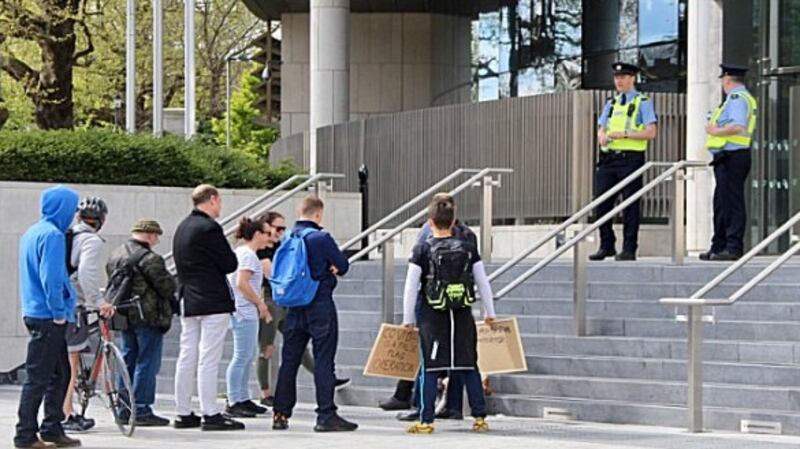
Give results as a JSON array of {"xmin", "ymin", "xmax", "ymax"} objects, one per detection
[
  {"xmin": 0, "ymin": 129, "xmax": 298, "ymax": 188},
  {"xmin": 211, "ymin": 71, "xmax": 280, "ymax": 162}
]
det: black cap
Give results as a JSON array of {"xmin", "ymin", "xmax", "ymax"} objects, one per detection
[
  {"xmin": 612, "ymin": 62, "xmax": 639, "ymax": 76},
  {"xmin": 719, "ymin": 63, "xmax": 749, "ymax": 78}
]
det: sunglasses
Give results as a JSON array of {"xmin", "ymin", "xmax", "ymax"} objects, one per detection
[{"xmin": 272, "ymin": 225, "xmax": 287, "ymax": 232}]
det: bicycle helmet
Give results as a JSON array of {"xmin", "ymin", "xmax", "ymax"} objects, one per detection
[{"xmin": 77, "ymin": 196, "xmax": 108, "ymax": 224}]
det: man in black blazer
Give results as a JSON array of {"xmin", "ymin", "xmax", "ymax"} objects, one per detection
[{"xmin": 171, "ymin": 184, "xmax": 244, "ymax": 431}]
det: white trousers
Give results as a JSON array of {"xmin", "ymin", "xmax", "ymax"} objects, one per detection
[{"xmin": 174, "ymin": 313, "xmax": 230, "ymax": 416}]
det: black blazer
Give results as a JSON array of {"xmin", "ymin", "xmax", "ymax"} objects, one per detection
[{"xmin": 173, "ymin": 209, "xmax": 238, "ymax": 317}]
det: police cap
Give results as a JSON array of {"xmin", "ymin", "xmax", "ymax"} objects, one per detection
[
  {"xmin": 612, "ymin": 62, "xmax": 639, "ymax": 76},
  {"xmin": 719, "ymin": 63, "xmax": 749, "ymax": 78}
]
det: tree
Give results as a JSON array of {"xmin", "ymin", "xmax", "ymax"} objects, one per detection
[
  {"xmin": 211, "ymin": 70, "xmax": 278, "ymax": 161},
  {"xmin": 0, "ymin": 0, "xmax": 95, "ymax": 129}
]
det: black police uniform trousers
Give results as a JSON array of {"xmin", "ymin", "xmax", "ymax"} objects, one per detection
[
  {"xmin": 711, "ymin": 150, "xmax": 751, "ymax": 255},
  {"xmin": 595, "ymin": 151, "xmax": 645, "ymax": 253}
]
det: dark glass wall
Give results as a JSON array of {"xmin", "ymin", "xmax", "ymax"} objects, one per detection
[{"xmin": 471, "ymin": 0, "xmax": 687, "ymax": 101}]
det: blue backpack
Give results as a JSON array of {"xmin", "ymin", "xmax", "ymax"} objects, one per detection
[{"xmin": 269, "ymin": 227, "xmax": 320, "ymax": 307}]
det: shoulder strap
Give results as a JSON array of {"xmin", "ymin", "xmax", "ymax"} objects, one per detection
[
  {"xmin": 297, "ymin": 227, "xmax": 318, "ymax": 238},
  {"xmin": 126, "ymin": 244, "xmax": 166, "ymax": 302}
]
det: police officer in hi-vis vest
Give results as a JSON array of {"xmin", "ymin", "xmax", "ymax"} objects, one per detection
[
  {"xmin": 589, "ymin": 62, "xmax": 658, "ymax": 262},
  {"xmin": 700, "ymin": 64, "xmax": 758, "ymax": 261}
]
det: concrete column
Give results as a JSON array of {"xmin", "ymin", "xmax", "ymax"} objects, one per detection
[
  {"xmin": 184, "ymin": 0, "xmax": 196, "ymax": 139},
  {"xmin": 309, "ymin": 0, "xmax": 350, "ymax": 174},
  {"xmin": 686, "ymin": 1, "xmax": 723, "ymax": 254}
]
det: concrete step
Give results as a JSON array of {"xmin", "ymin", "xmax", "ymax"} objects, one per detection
[
  {"xmin": 526, "ymin": 354, "xmax": 800, "ymax": 387},
  {"xmin": 345, "ymin": 260, "xmax": 800, "ymax": 285},
  {"xmin": 490, "ymin": 375, "xmax": 800, "ymax": 411},
  {"xmin": 294, "ymin": 383, "xmax": 800, "ymax": 434},
  {"xmin": 334, "ymin": 279, "xmax": 800, "ymax": 302}
]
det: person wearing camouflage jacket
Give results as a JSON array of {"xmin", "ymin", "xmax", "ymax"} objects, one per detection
[{"xmin": 105, "ymin": 219, "xmax": 176, "ymax": 426}]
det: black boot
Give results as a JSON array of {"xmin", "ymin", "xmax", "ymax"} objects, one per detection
[{"xmin": 589, "ymin": 248, "xmax": 616, "ymax": 261}]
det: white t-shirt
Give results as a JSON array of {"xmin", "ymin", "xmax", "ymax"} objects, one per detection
[{"xmin": 228, "ymin": 246, "xmax": 263, "ymax": 320}]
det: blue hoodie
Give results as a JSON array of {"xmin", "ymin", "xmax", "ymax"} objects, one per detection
[{"xmin": 19, "ymin": 185, "xmax": 80, "ymax": 322}]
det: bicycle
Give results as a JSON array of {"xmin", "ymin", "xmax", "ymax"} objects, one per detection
[{"xmin": 73, "ymin": 296, "xmax": 144, "ymax": 437}]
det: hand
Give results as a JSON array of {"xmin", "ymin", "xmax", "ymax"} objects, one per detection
[
  {"xmin": 257, "ymin": 302, "xmax": 272, "ymax": 323},
  {"xmin": 705, "ymin": 124, "xmax": 718, "ymax": 136},
  {"xmin": 53, "ymin": 319, "xmax": 66, "ymax": 325},
  {"xmin": 484, "ymin": 317, "xmax": 497, "ymax": 327},
  {"xmin": 403, "ymin": 323, "xmax": 414, "ymax": 329},
  {"xmin": 329, "ymin": 265, "xmax": 339, "ymax": 275},
  {"xmin": 606, "ymin": 131, "xmax": 625, "ymax": 140},
  {"xmin": 99, "ymin": 303, "xmax": 116, "ymax": 319},
  {"xmin": 598, "ymin": 134, "xmax": 610, "ymax": 146}
]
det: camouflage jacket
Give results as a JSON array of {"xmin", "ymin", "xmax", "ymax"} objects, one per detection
[{"xmin": 106, "ymin": 239, "xmax": 176, "ymax": 332}]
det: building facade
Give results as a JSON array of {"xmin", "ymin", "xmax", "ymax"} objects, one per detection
[{"xmin": 243, "ymin": 0, "xmax": 800, "ymax": 252}]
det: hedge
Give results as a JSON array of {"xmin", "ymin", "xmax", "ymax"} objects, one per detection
[{"xmin": 0, "ymin": 129, "xmax": 297, "ymax": 189}]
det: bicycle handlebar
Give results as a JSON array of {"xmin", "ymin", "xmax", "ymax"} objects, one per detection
[{"xmin": 78, "ymin": 295, "xmax": 145, "ymax": 325}]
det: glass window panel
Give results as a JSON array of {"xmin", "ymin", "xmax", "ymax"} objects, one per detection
[
  {"xmin": 638, "ymin": 0, "xmax": 679, "ymax": 45},
  {"xmin": 779, "ymin": 0, "xmax": 800, "ymax": 67}
]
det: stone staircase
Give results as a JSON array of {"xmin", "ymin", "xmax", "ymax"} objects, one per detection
[{"xmin": 157, "ymin": 259, "xmax": 800, "ymax": 434}]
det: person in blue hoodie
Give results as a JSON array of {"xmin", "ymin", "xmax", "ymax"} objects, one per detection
[
  {"xmin": 14, "ymin": 185, "xmax": 82, "ymax": 449},
  {"xmin": 271, "ymin": 195, "xmax": 358, "ymax": 432}
]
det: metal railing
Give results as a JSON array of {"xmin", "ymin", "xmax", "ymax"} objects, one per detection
[
  {"xmin": 344, "ymin": 167, "xmax": 513, "ymax": 324},
  {"xmin": 491, "ymin": 160, "xmax": 708, "ymax": 336},
  {"xmin": 164, "ymin": 172, "xmax": 345, "ymax": 273},
  {"xmin": 659, "ymin": 210, "xmax": 800, "ymax": 433}
]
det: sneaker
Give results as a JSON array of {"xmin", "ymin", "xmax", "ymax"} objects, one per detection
[
  {"xmin": 314, "ymin": 414, "xmax": 358, "ymax": 432},
  {"xmin": 62, "ymin": 415, "xmax": 92, "ymax": 433},
  {"xmin": 173, "ymin": 412, "xmax": 202, "ymax": 429},
  {"xmin": 472, "ymin": 417, "xmax": 489, "ymax": 433},
  {"xmin": 225, "ymin": 402, "xmax": 256, "ymax": 418},
  {"xmin": 379, "ymin": 397, "xmax": 411, "ymax": 411},
  {"xmin": 406, "ymin": 421, "xmax": 434, "ymax": 434},
  {"xmin": 334, "ymin": 378, "xmax": 351, "ymax": 391},
  {"xmin": 272, "ymin": 413, "xmax": 289, "ymax": 430},
  {"xmin": 201, "ymin": 413, "xmax": 245, "ymax": 431},
  {"xmin": 260, "ymin": 396, "xmax": 274, "ymax": 407},
  {"xmin": 396, "ymin": 410, "xmax": 420, "ymax": 422},
  {"xmin": 40, "ymin": 434, "xmax": 82, "ymax": 447},
  {"xmin": 135, "ymin": 414, "xmax": 170, "ymax": 427},
  {"xmin": 241, "ymin": 400, "xmax": 268, "ymax": 415},
  {"xmin": 435, "ymin": 409, "xmax": 463, "ymax": 420}
]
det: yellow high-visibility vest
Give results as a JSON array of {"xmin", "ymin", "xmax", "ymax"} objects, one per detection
[
  {"xmin": 605, "ymin": 93, "xmax": 649, "ymax": 152},
  {"xmin": 705, "ymin": 90, "xmax": 758, "ymax": 149}
]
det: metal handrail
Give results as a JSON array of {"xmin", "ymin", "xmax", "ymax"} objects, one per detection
[
  {"xmin": 488, "ymin": 161, "xmax": 665, "ymax": 282},
  {"xmin": 164, "ymin": 172, "xmax": 345, "ymax": 271},
  {"xmin": 221, "ymin": 172, "xmax": 345, "ymax": 240},
  {"xmin": 659, "ymin": 210, "xmax": 800, "ymax": 433},
  {"xmin": 347, "ymin": 167, "xmax": 514, "ymax": 263},
  {"xmin": 347, "ymin": 167, "xmax": 513, "ymax": 324},
  {"xmin": 217, "ymin": 174, "xmax": 308, "ymax": 229},
  {"xmin": 494, "ymin": 160, "xmax": 707, "ymax": 299},
  {"xmin": 660, "ymin": 210, "xmax": 800, "ymax": 307},
  {"xmin": 339, "ymin": 168, "xmax": 486, "ymax": 251}
]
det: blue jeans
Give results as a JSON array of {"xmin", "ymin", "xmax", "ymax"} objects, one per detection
[
  {"xmin": 226, "ymin": 316, "xmax": 259, "ymax": 404},
  {"xmin": 120, "ymin": 326, "xmax": 164, "ymax": 416},
  {"xmin": 15, "ymin": 318, "xmax": 70, "ymax": 446}
]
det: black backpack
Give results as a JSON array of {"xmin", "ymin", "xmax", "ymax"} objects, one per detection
[
  {"xmin": 424, "ymin": 238, "xmax": 476, "ymax": 311},
  {"xmin": 104, "ymin": 247, "xmax": 150, "ymax": 307},
  {"xmin": 65, "ymin": 228, "xmax": 89, "ymax": 276}
]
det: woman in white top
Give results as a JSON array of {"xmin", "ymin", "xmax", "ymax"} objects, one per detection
[{"xmin": 225, "ymin": 217, "xmax": 273, "ymax": 417}]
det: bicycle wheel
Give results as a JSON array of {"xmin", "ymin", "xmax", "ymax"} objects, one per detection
[{"xmin": 100, "ymin": 342, "xmax": 136, "ymax": 436}]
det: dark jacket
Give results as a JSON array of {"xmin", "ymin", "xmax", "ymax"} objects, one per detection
[
  {"xmin": 173, "ymin": 209, "xmax": 238, "ymax": 316},
  {"xmin": 293, "ymin": 220, "xmax": 349, "ymax": 301},
  {"xmin": 107, "ymin": 239, "xmax": 177, "ymax": 332}
]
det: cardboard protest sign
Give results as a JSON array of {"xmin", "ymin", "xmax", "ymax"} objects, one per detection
[
  {"xmin": 363, "ymin": 324, "xmax": 420, "ymax": 381},
  {"xmin": 477, "ymin": 317, "xmax": 527, "ymax": 375}
]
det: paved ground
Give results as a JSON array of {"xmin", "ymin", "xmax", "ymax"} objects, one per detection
[{"xmin": 3, "ymin": 386, "xmax": 800, "ymax": 449}]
